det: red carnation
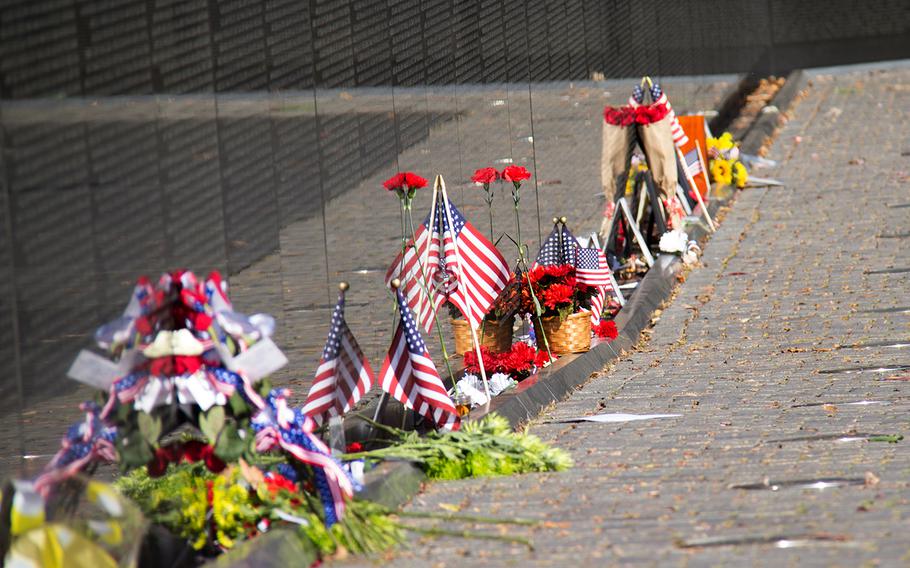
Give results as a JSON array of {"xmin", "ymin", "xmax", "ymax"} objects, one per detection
[
  {"xmin": 264, "ymin": 473, "xmax": 298, "ymax": 495},
  {"xmin": 534, "ymin": 349, "xmax": 557, "ymax": 368},
  {"xmin": 405, "ymin": 172, "xmax": 427, "ymax": 189},
  {"xmin": 383, "ymin": 171, "xmax": 427, "ymax": 192},
  {"xmin": 174, "ymin": 355, "xmax": 202, "ymax": 375},
  {"xmin": 594, "ymin": 320, "xmax": 618, "ymax": 341},
  {"xmin": 463, "ymin": 345, "xmax": 499, "ymax": 373},
  {"xmin": 501, "ymin": 165, "xmax": 531, "ymax": 184},
  {"xmin": 471, "ymin": 167, "xmax": 499, "ymax": 186},
  {"xmin": 504, "ymin": 342, "xmax": 536, "ymax": 373},
  {"xmin": 542, "ymin": 283, "xmax": 575, "ymax": 309}
]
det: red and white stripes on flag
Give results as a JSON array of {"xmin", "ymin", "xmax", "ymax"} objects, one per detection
[
  {"xmin": 302, "ymin": 290, "xmax": 374, "ymax": 424},
  {"xmin": 379, "ymin": 289, "xmax": 460, "ymax": 430},
  {"xmin": 436, "ymin": 194, "xmax": 510, "ymax": 329},
  {"xmin": 386, "ymin": 185, "xmax": 510, "ymax": 332},
  {"xmin": 575, "ymin": 245, "xmax": 615, "ymax": 325},
  {"xmin": 386, "ymin": 219, "xmax": 444, "ymax": 334}
]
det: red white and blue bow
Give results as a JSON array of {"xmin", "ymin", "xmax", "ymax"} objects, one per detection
[
  {"xmin": 34, "ymin": 402, "xmax": 117, "ymax": 496},
  {"xmin": 252, "ymin": 389, "xmax": 355, "ymax": 525}
]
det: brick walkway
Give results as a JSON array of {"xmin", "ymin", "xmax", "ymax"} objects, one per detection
[{"xmin": 378, "ymin": 64, "xmax": 910, "ymax": 566}]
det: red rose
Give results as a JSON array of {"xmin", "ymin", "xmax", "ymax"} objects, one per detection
[
  {"xmin": 147, "ymin": 448, "xmax": 171, "ymax": 477},
  {"xmin": 346, "ymin": 442, "xmax": 363, "ymax": 453},
  {"xmin": 594, "ymin": 320, "xmax": 618, "ymax": 340},
  {"xmin": 182, "ymin": 440, "xmax": 207, "ymax": 462},
  {"xmin": 501, "ymin": 165, "xmax": 531, "ymax": 184},
  {"xmin": 471, "ymin": 167, "xmax": 499, "ymax": 185},
  {"xmin": 202, "ymin": 445, "xmax": 226, "ymax": 473}
]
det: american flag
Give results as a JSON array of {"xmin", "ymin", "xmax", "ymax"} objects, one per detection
[
  {"xmin": 576, "ymin": 246, "xmax": 615, "ymax": 325},
  {"xmin": 387, "ymin": 190, "xmax": 509, "ymax": 332},
  {"xmin": 379, "ymin": 288, "xmax": 460, "ymax": 431},
  {"xmin": 533, "ymin": 225, "xmax": 577, "ymax": 268},
  {"xmin": 650, "ymin": 83, "xmax": 689, "ymax": 148},
  {"xmin": 303, "ymin": 290, "xmax": 374, "ymax": 425},
  {"xmin": 682, "ymin": 146, "xmax": 703, "ymax": 180}
]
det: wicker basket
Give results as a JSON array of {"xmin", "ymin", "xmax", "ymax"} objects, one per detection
[
  {"xmin": 451, "ymin": 317, "xmax": 513, "ymax": 355},
  {"xmin": 533, "ymin": 311, "xmax": 591, "ymax": 354}
]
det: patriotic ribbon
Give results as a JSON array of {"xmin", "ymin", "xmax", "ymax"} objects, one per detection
[
  {"xmin": 252, "ymin": 389, "xmax": 355, "ymax": 526},
  {"xmin": 34, "ymin": 402, "xmax": 118, "ymax": 496}
]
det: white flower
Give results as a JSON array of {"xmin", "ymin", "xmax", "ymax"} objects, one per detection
[
  {"xmin": 455, "ymin": 375, "xmax": 489, "ymax": 407},
  {"xmin": 488, "ymin": 373, "xmax": 516, "ymax": 396},
  {"xmin": 659, "ymin": 229, "xmax": 689, "ymax": 254}
]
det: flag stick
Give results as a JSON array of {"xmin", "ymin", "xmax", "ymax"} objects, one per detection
[
  {"xmin": 402, "ymin": 198, "xmax": 458, "ymax": 391},
  {"xmin": 436, "ymin": 175, "xmax": 491, "ymax": 406},
  {"xmin": 679, "ymin": 147, "xmax": 715, "ymax": 232}
]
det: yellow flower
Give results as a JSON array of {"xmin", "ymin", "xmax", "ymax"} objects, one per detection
[
  {"xmin": 732, "ymin": 161, "xmax": 748, "ymax": 188},
  {"xmin": 708, "ymin": 132, "xmax": 735, "ymax": 152},
  {"xmin": 710, "ymin": 158, "xmax": 733, "ymax": 186}
]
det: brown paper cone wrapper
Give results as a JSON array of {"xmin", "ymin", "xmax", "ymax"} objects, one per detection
[
  {"xmin": 638, "ymin": 116, "xmax": 677, "ymax": 201},
  {"xmin": 600, "ymin": 121, "xmax": 630, "ymax": 236}
]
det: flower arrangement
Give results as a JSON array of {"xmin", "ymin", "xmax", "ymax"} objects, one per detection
[
  {"xmin": 463, "ymin": 342, "xmax": 552, "ymax": 381},
  {"xmin": 593, "ymin": 320, "xmax": 618, "ymax": 340},
  {"xmin": 520, "ymin": 264, "xmax": 597, "ymax": 322},
  {"xmin": 345, "ymin": 413, "xmax": 572, "ymax": 481},
  {"xmin": 707, "ymin": 132, "xmax": 748, "ymax": 188},
  {"xmin": 116, "ymin": 461, "xmax": 402, "ymax": 557},
  {"xmin": 603, "ymin": 102, "xmax": 671, "ymax": 126}
]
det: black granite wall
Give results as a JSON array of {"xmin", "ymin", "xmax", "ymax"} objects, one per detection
[{"xmin": 0, "ymin": 0, "xmax": 908, "ymax": 460}]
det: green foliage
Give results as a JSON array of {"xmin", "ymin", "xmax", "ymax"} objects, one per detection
[
  {"xmin": 115, "ymin": 462, "xmax": 404, "ymax": 557},
  {"xmin": 346, "ymin": 413, "xmax": 573, "ymax": 480}
]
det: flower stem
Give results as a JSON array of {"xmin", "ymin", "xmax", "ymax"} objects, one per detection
[{"xmin": 511, "ymin": 182, "xmax": 552, "ymax": 360}]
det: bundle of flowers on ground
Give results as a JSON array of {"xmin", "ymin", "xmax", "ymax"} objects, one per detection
[
  {"xmin": 345, "ymin": 413, "xmax": 572, "ymax": 481},
  {"xmin": 708, "ymin": 132, "xmax": 749, "ymax": 188}
]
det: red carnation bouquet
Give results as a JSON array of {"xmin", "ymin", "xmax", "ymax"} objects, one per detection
[
  {"xmin": 520, "ymin": 264, "xmax": 597, "ymax": 322},
  {"xmin": 602, "ymin": 102, "xmax": 670, "ymax": 126},
  {"xmin": 463, "ymin": 342, "xmax": 551, "ymax": 381}
]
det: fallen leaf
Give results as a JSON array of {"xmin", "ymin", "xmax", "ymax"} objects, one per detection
[
  {"xmin": 822, "ymin": 404, "xmax": 838, "ymax": 414},
  {"xmin": 864, "ymin": 471, "xmax": 880, "ymax": 487}
]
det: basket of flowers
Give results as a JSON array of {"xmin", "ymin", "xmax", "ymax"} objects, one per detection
[
  {"xmin": 450, "ymin": 277, "xmax": 520, "ymax": 355},
  {"xmin": 522, "ymin": 264, "xmax": 597, "ymax": 354}
]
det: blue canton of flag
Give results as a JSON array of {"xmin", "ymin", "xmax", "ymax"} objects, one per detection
[{"xmin": 534, "ymin": 225, "xmax": 578, "ymax": 268}]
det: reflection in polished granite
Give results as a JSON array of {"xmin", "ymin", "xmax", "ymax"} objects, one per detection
[{"xmin": 0, "ymin": 77, "xmax": 734, "ymax": 477}]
